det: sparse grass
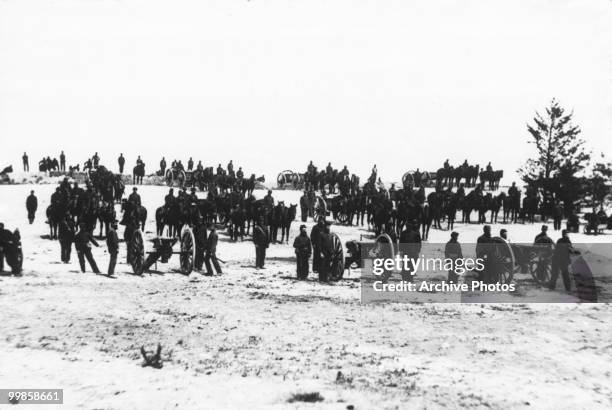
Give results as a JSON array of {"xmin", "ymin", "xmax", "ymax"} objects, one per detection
[{"xmin": 287, "ymin": 392, "xmax": 324, "ymax": 403}]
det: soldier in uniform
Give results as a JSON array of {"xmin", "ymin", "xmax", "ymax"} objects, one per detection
[
  {"xmin": 549, "ymin": 230, "xmax": 573, "ymax": 291},
  {"xmin": 399, "ymin": 223, "xmax": 421, "ymax": 281},
  {"xmin": 216, "ymin": 164, "xmax": 224, "ymax": 176},
  {"xmin": 309, "ymin": 219, "xmax": 325, "ymax": 273},
  {"xmin": 534, "ymin": 225, "xmax": 553, "ymax": 245},
  {"xmin": 160, "ymin": 157, "xmax": 167, "ymax": 175},
  {"xmin": 92, "ymin": 152, "xmax": 100, "ymax": 168},
  {"xmin": 204, "ymin": 224, "xmax": 222, "ymax": 275},
  {"xmin": 106, "ymin": 221, "xmax": 119, "ymax": 276},
  {"xmin": 26, "ymin": 190, "xmax": 37, "ymax": 224},
  {"xmin": 475, "ymin": 225, "xmax": 493, "ymax": 283},
  {"xmin": 414, "ymin": 168, "xmax": 422, "ymax": 188},
  {"xmin": 60, "ymin": 151, "xmax": 66, "ymax": 171},
  {"xmin": 318, "ymin": 223, "xmax": 333, "ymax": 282},
  {"xmin": 293, "ymin": 224, "xmax": 312, "ymax": 279},
  {"xmin": 164, "ymin": 188, "xmax": 175, "ymax": 206},
  {"xmin": 263, "ymin": 190, "xmax": 275, "ymax": 208},
  {"xmin": 187, "ymin": 157, "xmax": 194, "ymax": 171},
  {"xmin": 58, "ymin": 213, "xmax": 75, "ymax": 263},
  {"xmin": 194, "ymin": 218, "xmax": 207, "ymax": 271},
  {"xmin": 299, "ymin": 191, "xmax": 309, "ymax": 222},
  {"xmin": 22, "ymin": 152, "xmax": 29, "ymax": 172},
  {"xmin": 227, "ymin": 160, "xmax": 234, "ymax": 176},
  {"xmin": 188, "ymin": 187, "xmax": 198, "ymax": 203},
  {"xmin": 253, "ymin": 218, "xmax": 269, "ymax": 269},
  {"xmin": 74, "ymin": 223, "xmax": 100, "ymax": 273},
  {"xmin": 118, "ymin": 153, "xmax": 125, "ymax": 174},
  {"xmin": 236, "ymin": 167, "xmax": 244, "ymax": 180},
  {"xmin": 444, "ymin": 231, "xmax": 463, "ymax": 283},
  {"xmin": 128, "ymin": 187, "xmax": 141, "ymax": 206}
]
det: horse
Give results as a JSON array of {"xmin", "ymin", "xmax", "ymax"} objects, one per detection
[
  {"xmin": 121, "ymin": 200, "xmax": 147, "ymax": 231},
  {"xmin": 133, "ymin": 163, "xmax": 146, "ymax": 185},
  {"xmin": 280, "ymin": 204, "xmax": 297, "ymax": 243},
  {"xmin": 420, "ymin": 204, "xmax": 433, "ymax": 240},
  {"xmin": 97, "ymin": 200, "xmax": 116, "ymax": 237}
]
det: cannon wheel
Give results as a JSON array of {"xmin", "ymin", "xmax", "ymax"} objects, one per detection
[
  {"xmin": 179, "ymin": 226, "xmax": 196, "ymax": 275},
  {"xmin": 129, "ymin": 229, "xmax": 145, "ymax": 275},
  {"xmin": 490, "ymin": 237, "xmax": 515, "ymax": 284},
  {"xmin": 328, "ymin": 233, "xmax": 345, "ymax": 281},
  {"xmin": 529, "ymin": 249, "xmax": 552, "ymax": 285},
  {"xmin": 165, "ymin": 169, "xmax": 174, "ymax": 186},
  {"xmin": 336, "ymin": 198, "xmax": 350, "ymax": 224},
  {"xmin": 372, "ymin": 234, "xmax": 395, "ymax": 282},
  {"xmin": 277, "ymin": 170, "xmax": 293, "ymax": 187},
  {"xmin": 177, "ymin": 170, "xmax": 186, "ymax": 186},
  {"xmin": 313, "ymin": 195, "xmax": 327, "ymax": 222}
]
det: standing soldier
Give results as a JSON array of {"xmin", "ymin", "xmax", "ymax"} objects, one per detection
[
  {"xmin": 74, "ymin": 223, "xmax": 101, "ymax": 273},
  {"xmin": 59, "ymin": 151, "xmax": 66, "ymax": 171},
  {"xmin": 293, "ymin": 224, "xmax": 312, "ymax": 279},
  {"xmin": 188, "ymin": 157, "xmax": 194, "ymax": 171},
  {"xmin": 236, "ymin": 167, "xmax": 244, "ymax": 180},
  {"xmin": 106, "ymin": 221, "xmax": 119, "ymax": 276},
  {"xmin": 58, "ymin": 213, "xmax": 75, "ymax": 263},
  {"xmin": 227, "ymin": 160, "xmax": 234, "ymax": 176},
  {"xmin": 253, "ymin": 218, "xmax": 269, "ymax": 269},
  {"xmin": 92, "ymin": 152, "xmax": 100, "ymax": 168},
  {"xmin": 118, "ymin": 153, "xmax": 125, "ymax": 174},
  {"xmin": 204, "ymin": 223, "xmax": 222, "ymax": 275},
  {"xmin": 263, "ymin": 189, "xmax": 275, "ymax": 208},
  {"xmin": 299, "ymin": 191, "xmax": 309, "ymax": 222},
  {"xmin": 160, "ymin": 157, "xmax": 167, "ymax": 175},
  {"xmin": 128, "ymin": 187, "xmax": 141, "ymax": 206},
  {"xmin": 22, "ymin": 152, "xmax": 29, "ymax": 172},
  {"xmin": 26, "ymin": 190, "xmax": 38, "ymax": 224},
  {"xmin": 194, "ymin": 218, "xmax": 207, "ymax": 271},
  {"xmin": 310, "ymin": 219, "xmax": 325, "ymax": 273},
  {"xmin": 475, "ymin": 225, "xmax": 493, "ymax": 283},
  {"xmin": 399, "ymin": 223, "xmax": 421, "ymax": 281},
  {"xmin": 549, "ymin": 230, "xmax": 574, "ymax": 291},
  {"xmin": 444, "ymin": 231, "xmax": 463, "ymax": 283}
]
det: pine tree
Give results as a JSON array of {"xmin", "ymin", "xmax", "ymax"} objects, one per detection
[{"xmin": 518, "ymin": 99, "xmax": 590, "ymax": 201}]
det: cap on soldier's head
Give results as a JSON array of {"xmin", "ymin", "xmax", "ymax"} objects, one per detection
[
  {"xmin": 500, "ymin": 229, "xmax": 507, "ymax": 234},
  {"xmin": 541, "ymin": 225, "xmax": 548, "ymax": 231},
  {"xmin": 133, "ymin": 187, "xmax": 137, "ymax": 191},
  {"xmin": 451, "ymin": 231, "xmax": 459, "ymax": 237},
  {"xmin": 562, "ymin": 229, "xmax": 568, "ymax": 235}
]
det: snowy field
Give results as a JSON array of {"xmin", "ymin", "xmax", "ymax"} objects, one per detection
[{"xmin": 1, "ymin": 183, "xmax": 612, "ymax": 409}]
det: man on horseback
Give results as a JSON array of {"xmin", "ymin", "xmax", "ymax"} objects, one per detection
[{"xmin": 128, "ymin": 187, "xmax": 141, "ymax": 207}]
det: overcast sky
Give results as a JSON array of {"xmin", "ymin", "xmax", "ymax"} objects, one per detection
[{"xmin": 1, "ymin": 0, "xmax": 611, "ymax": 183}]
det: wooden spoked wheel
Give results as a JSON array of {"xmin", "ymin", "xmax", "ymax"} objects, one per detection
[
  {"xmin": 180, "ymin": 226, "xmax": 196, "ymax": 275},
  {"xmin": 129, "ymin": 229, "xmax": 145, "ymax": 275},
  {"xmin": 328, "ymin": 233, "xmax": 344, "ymax": 281}
]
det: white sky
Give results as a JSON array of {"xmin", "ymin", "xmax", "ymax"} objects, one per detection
[{"xmin": 1, "ymin": 0, "xmax": 611, "ymax": 183}]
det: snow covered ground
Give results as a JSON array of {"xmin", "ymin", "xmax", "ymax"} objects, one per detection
[{"xmin": 1, "ymin": 183, "xmax": 611, "ymax": 409}]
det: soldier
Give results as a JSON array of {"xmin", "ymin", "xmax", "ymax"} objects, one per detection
[
  {"xmin": 196, "ymin": 160, "xmax": 204, "ymax": 171},
  {"xmin": 293, "ymin": 224, "xmax": 312, "ymax": 280},
  {"xmin": 299, "ymin": 191, "xmax": 309, "ymax": 222},
  {"xmin": 188, "ymin": 187, "xmax": 198, "ymax": 203},
  {"xmin": 500, "ymin": 228, "xmax": 508, "ymax": 240},
  {"xmin": 475, "ymin": 225, "xmax": 493, "ymax": 283},
  {"xmin": 553, "ymin": 201, "xmax": 563, "ymax": 231},
  {"xmin": 318, "ymin": 223, "xmax": 332, "ymax": 282},
  {"xmin": 22, "ymin": 152, "xmax": 29, "ymax": 172},
  {"xmin": 59, "ymin": 151, "xmax": 66, "ymax": 171},
  {"xmin": 128, "ymin": 187, "xmax": 141, "ymax": 206},
  {"xmin": 263, "ymin": 189, "xmax": 274, "ymax": 208},
  {"xmin": 160, "ymin": 157, "xmax": 167, "ymax": 175},
  {"xmin": 486, "ymin": 162, "xmax": 493, "ymax": 172},
  {"xmin": 204, "ymin": 223, "xmax": 222, "ymax": 275},
  {"xmin": 444, "ymin": 231, "xmax": 463, "ymax": 283},
  {"xmin": 0, "ymin": 222, "xmax": 12, "ymax": 272},
  {"xmin": 443, "ymin": 159, "xmax": 450, "ymax": 170},
  {"xmin": 326, "ymin": 162, "xmax": 333, "ymax": 175},
  {"xmin": 106, "ymin": 221, "xmax": 119, "ymax": 276},
  {"xmin": 236, "ymin": 167, "xmax": 244, "ymax": 179},
  {"xmin": 92, "ymin": 152, "xmax": 100, "ymax": 168},
  {"xmin": 227, "ymin": 160, "xmax": 234, "ymax": 175},
  {"xmin": 414, "ymin": 168, "xmax": 422, "ymax": 188},
  {"xmin": 253, "ymin": 218, "xmax": 269, "ymax": 269},
  {"xmin": 310, "ymin": 219, "xmax": 325, "ymax": 273},
  {"xmin": 534, "ymin": 225, "xmax": 553, "ymax": 245},
  {"xmin": 118, "ymin": 153, "xmax": 125, "ymax": 174},
  {"xmin": 164, "ymin": 188, "xmax": 175, "ymax": 206},
  {"xmin": 216, "ymin": 163, "xmax": 223, "ymax": 176},
  {"xmin": 399, "ymin": 223, "xmax": 421, "ymax": 281},
  {"xmin": 194, "ymin": 218, "xmax": 207, "ymax": 271},
  {"xmin": 26, "ymin": 190, "xmax": 37, "ymax": 224},
  {"xmin": 549, "ymin": 230, "xmax": 574, "ymax": 291},
  {"xmin": 187, "ymin": 157, "xmax": 194, "ymax": 171},
  {"xmin": 74, "ymin": 223, "xmax": 100, "ymax": 273}
]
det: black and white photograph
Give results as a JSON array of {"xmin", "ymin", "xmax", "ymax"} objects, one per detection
[{"xmin": 1, "ymin": 0, "xmax": 612, "ymax": 408}]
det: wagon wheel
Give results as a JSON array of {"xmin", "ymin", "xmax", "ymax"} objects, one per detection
[
  {"xmin": 13, "ymin": 248, "xmax": 24, "ymax": 275},
  {"xmin": 177, "ymin": 170, "xmax": 186, "ymax": 187},
  {"xmin": 179, "ymin": 226, "xmax": 196, "ymax": 275},
  {"xmin": 529, "ymin": 248, "xmax": 552, "ymax": 285},
  {"xmin": 328, "ymin": 233, "xmax": 345, "ymax": 281},
  {"xmin": 490, "ymin": 237, "xmax": 515, "ymax": 284},
  {"xmin": 129, "ymin": 229, "xmax": 145, "ymax": 275},
  {"xmin": 336, "ymin": 200, "xmax": 350, "ymax": 224},
  {"xmin": 371, "ymin": 233, "xmax": 396, "ymax": 282},
  {"xmin": 313, "ymin": 195, "xmax": 327, "ymax": 222},
  {"xmin": 165, "ymin": 169, "xmax": 173, "ymax": 186}
]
